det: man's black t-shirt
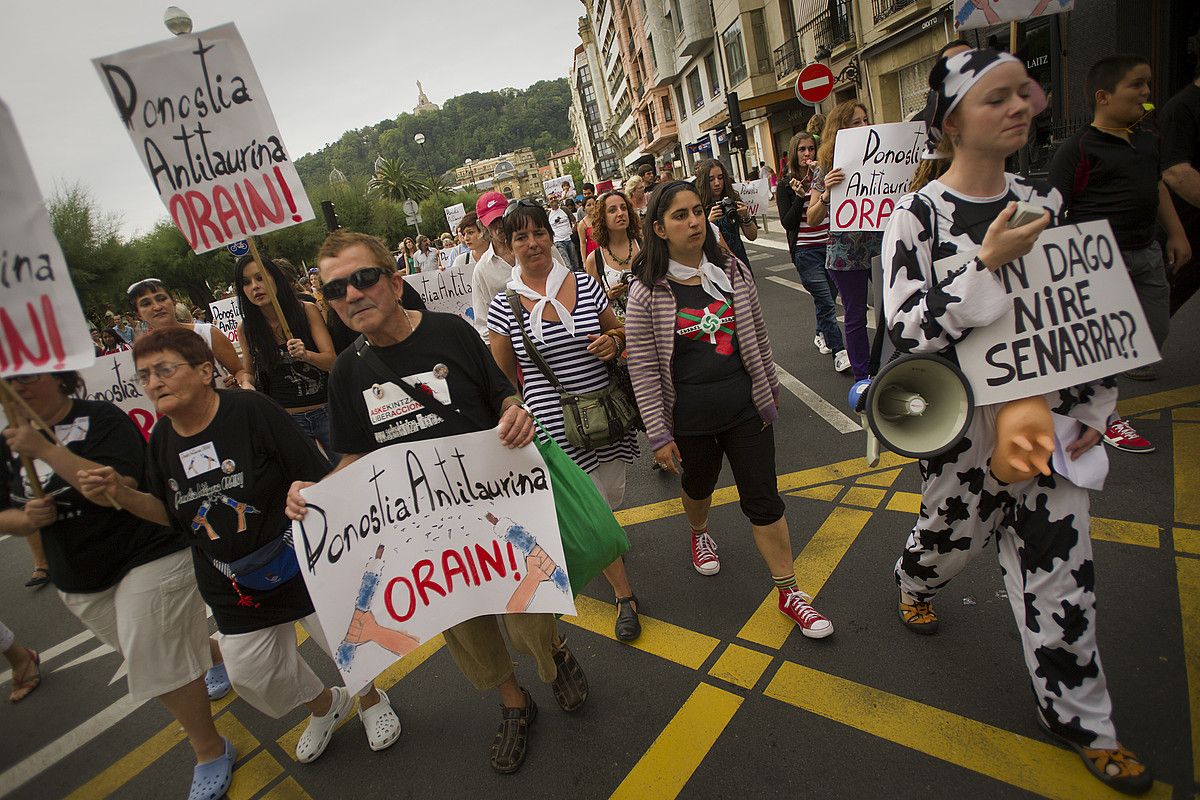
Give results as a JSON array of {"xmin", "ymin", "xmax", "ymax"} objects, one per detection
[
  {"xmin": 145, "ymin": 390, "xmax": 329, "ymax": 634},
  {"xmin": 328, "ymin": 311, "xmax": 513, "ymax": 454},
  {"xmin": 0, "ymin": 400, "xmax": 185, "ymax": 593},
  {"xmin": 669, "ymin": 282, "xmax": 756, "ymax": 436},
  {"xmin": 1160, "ymin": 83, "xmax": 1200, "ymax": 223},
  {"xmin": 1047, "ymin": 125, "xmax": 1161, "ymax": 250}
]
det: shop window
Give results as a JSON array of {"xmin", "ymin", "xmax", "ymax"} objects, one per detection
[
  {"xmin": 675, "ymin": 84, "xmax": 688, "ymax": 119},
  {"xmin": 897, "ymin": 56, "xmax": 936, "ymax": 121},
  {"xmin": 723, "ymin": 19, "xmax": 748, "ymax": 87},
  {"xmin": 704, "ymin": 51, "xmax": 720, "ymax": 97},
  {"xmin": 687, "ymin": 67, "xmax": 705, "ymax": 110}
]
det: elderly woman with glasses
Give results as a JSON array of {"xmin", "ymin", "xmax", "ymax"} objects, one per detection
[{"xmin": 77, "ymin": 327, "xmax": 402, "ymax": 767}]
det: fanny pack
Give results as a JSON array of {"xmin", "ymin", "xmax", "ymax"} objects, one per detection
[{"xmin": 208, "ymin": 531, "xmax": 300, "ymax": 594}]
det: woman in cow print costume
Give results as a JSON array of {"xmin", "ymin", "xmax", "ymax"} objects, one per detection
[{"xmin": 881, "ymin": 49, "xmax": 1151, "ymax": 794}]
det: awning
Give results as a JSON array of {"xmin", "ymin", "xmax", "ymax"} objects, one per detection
[{"xmin": 796, "ymin": 0, "xmax": 829, "ymax": 29}]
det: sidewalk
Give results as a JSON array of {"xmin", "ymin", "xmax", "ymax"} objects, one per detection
[{"xmin": 752, "ymin": 207, "xmax": 789, "ymax": 252}]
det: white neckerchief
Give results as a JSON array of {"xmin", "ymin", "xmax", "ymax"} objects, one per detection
[
  {"xmin": 507, "ymin": 262, "xmax": 575, "ymax": 343},
  {"xmin": 667, "ymin": 255, "xmax": 733, "ymax": 305}
]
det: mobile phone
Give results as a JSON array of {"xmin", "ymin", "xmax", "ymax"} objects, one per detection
[{"xmin": 1008, "ymin": 201, "xmax": 1047, "ymax": 228}]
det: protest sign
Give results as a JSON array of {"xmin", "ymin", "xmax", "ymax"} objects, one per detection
[
  {"xmin": 543, "ymin": 175, "xmax": 576, "ymax": 202},
  {"xmin": 0, "ymin": 99, "xmax": 94, "ymax": 378},
  {"xmin": 956, "ymin": 220, "xmax": 1158, "ymax": 405},
  {"xmin": 404, "ymin": 264, "xmax": 475, "ymax": 323},
  {"xmin": 732, "ymin": 177, "xmax": 773, "ymax": 218},
  {"xmin": 79, "ymin": 351, "xmax": 162, "ymax": 440},
  {"xmin": 954, "ymin": 0, "xmax": 1074, "ymax": 31},
  {"xmin": 829, "ymin": 122, "xmax": 924, "ymax": 232},
  {"xmin": 443, "ymin": 203, "xmax": 465, "ymax": 234},
  {"xmin": 294, "ymin": 428, "xmax": 574, "ymax": 694},
  {"xmin": 208, "ymin": 296, "xmax": 241, "ymax": 344},
  {"xmin": 93, "ymin": 23, "xmax": 314, "ymax": 254}
]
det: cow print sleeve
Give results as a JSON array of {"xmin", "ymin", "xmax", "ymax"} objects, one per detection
[{"xmin": 881, "ymin": 194, "xmax": 1010, "ymax": 354}]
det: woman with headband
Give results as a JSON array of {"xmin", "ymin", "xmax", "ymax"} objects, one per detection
[{"xmin": 882, "ymin": 48, "xmax": 1151, "ymax": 794}]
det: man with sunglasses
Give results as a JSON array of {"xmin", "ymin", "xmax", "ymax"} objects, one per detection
[{"xmin": 286, "ymin": 230, "xmax": 587, "ymax": 774}]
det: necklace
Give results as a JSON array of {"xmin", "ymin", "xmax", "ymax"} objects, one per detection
[{"xmin": 609, "ymin": 238, "xmax": 634, "ymax": 266}]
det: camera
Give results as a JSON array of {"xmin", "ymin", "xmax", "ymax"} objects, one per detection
[{"xmin": 720, "ymin": 197, "xmax": 738, "ymax": 220}]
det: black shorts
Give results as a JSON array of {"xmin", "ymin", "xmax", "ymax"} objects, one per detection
[{"xmin": 676, "ymin": 417, "xmax": 785, "ymax": 526}]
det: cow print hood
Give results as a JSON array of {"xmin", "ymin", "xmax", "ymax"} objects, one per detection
[{"xmin": 924, "ymin": 48, "xmax": 1021, "ymax": 160}]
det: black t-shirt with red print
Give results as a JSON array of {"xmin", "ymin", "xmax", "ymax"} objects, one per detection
[{"xmin": 669, "ymin": 281, "xmax": 757, "ymax": 436}]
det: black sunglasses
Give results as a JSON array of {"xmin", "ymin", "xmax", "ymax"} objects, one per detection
[
  {"xmin": 503, "ymin": 198, "xmax": 540, "ymax": 219},
  {"xmin": 321, "ymin": 267, "xmax": 387, "ymax": 301}
]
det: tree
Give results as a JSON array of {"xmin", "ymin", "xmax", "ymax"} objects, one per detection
[
  {"xmin": 47, "ymin": 184, "xmax": 128, "ymax": 312},
  {"xmin": 368, "ymin": 157, "xmax": 430, "ymax": 204},
  {"xmin": 565, "ymin": 159, "xmax": 585, "ymax": 193}
]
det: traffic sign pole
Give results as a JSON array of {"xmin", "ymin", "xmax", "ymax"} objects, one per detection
[{"xmin": 246, "ymin": 237, "xmax": 293, "ymax": 341}]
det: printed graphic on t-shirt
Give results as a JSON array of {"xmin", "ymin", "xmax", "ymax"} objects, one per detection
[
  {"xmin": 54, "ymin": 417, "xmax": 90, "ymax": 445},
  {"xmin": 179, "ymin": 442, "xmax": 221, "ymax": 479},
  {"xmin": 279, "ymin": 349, "xmax": 326, "ymax": 399},
  {"xmin": 676, "ymin": 300, "xmax": 737, "ymax": 355},
  {"xmin": 361, "ymin": 372, "xmax": 452, "ymax": 444}
]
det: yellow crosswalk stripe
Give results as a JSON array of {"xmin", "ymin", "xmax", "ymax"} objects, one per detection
[
  {"xmin": 1177, "ymin": 556, "xmax": 1200, "ymax": 784},
  {"xmin": 260, "ymin": 776, "xmax": 314, "ymax": 800},
  {"xmin": 1173, "ymin": 527, "xmax": 1200, "ymax": 557},
  {"xmin": 885, "ymin": 490, "xmax": 922, "ymax": 514},
  {"xmin": 707, "ymin": 643, "xmax": 773, "ymax": 690},
  {"xmin": 856, "ymin": 467, "xmax": 903, "ymax": 487},
  {"xmin": 564, "ymin": 595, "xmax": 720, "ymax": 670},
  {"xmin": 737, "ymin": 506, "xmax": 873, "ymax": 649},
  {"xmin": 608, "ymin": 683, "xmax": 742, "ymax": 800},
  {"xmin": 227, "ymin": 750, "xmax": 283, "ymax": 800},
  {"xmin": 1116, "ymin": 384, "xmax": 1200, "ymax": 417},
  {"xmin": 789, "ymin": 483, "xmax": 843, "ymax": 501},
  {"xmin": 763, "ymin": 661, "xmax": 1173, "ymax": 799},
  {"xmin": 1176, "ymin": 422, "xmax": 1200, "ymax": 526},
  {"xmin": 1090, "ymin": 518, "xmax": 1160, "ymax": 548},
  {"xmin": 840, "ymin": 485, "xmax": 885, "ymax": 508},
  {"xmin": 1172, "ymin": 407, "xmax": 1200, "ymax": 422}
]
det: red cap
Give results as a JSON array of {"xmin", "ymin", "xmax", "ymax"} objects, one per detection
[{"xmin": 476, "ymin": 191, "xmax": 508, "ymax": 227}]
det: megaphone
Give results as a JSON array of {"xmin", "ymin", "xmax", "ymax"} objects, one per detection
[{"xmin": 859, "ymin": 354, "xmax": 974, "ymax": 460}]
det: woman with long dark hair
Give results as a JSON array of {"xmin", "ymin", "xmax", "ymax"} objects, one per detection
[
  {"xmin": 624, "ymin": 181, "xmax": 832, "ymax": 639},
  {"xmin": 234, "ymin": 255, "xmax": 338, "ymax": 459},
  {"xmin": 694, "ymin": 158, "xmax": 758, "ymax": 268}
]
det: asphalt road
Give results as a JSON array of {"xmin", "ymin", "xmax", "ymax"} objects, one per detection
[{"xmin": 2, "ymin": 233, "xmax": 1198, "ymax": 800}]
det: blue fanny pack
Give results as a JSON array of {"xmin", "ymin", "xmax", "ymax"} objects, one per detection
[{"xmin": 209, "ymin": 532, "xmax": 300, "ymax": 593}]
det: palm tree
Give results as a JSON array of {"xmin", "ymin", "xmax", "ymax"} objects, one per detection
[{"xmin": 369, "ymin": 157, "xmax": 430, "ymax": 203}]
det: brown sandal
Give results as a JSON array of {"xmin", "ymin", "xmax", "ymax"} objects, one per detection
[
  {"xmin": 1037, "ymin": 713, "xmax": 1152, "ymax": 795},
  {"xmin": 550, "ymin": 638, "xmax": 588, "ymax": 712},
  {"xmin": 898, "ymin": 599, "xmax": 939, "ymax": 634},
  {"xmin": 490, "ymin": 689, "xmax": 537, "ymax": 774},
  {"xmin": 9, "ymin": 648, "xmax": 41, "ymax": 703}
]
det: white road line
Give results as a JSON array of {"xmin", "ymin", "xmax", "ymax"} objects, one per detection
[
  {"xmin": 52, "ymin": 643, "xmax": 116, "ymax": 674},
  {"xmin": 0, "ymin": 628, "xmax": 95, "ymax": 685},
  {"xmin": 750, "ymin": 238, "xmax": 790, "ymax": 252},
  {"xmin": 766, "ymin": 263, "xmax": 794, "ymax": 273},
  {"xmin": 765, "ymin": 276, "xmax": 876, "ymax": 328},
  {"xmin": 774, "ymin": 365, "xmax": 861, "ymax": 434},
  {"xmin": 0, "ymin": 693, "xmax": 148, "ymax": 799},
  {"xmin": 0, "ymin": 535, "xmax": 11, "ymax": 543}
]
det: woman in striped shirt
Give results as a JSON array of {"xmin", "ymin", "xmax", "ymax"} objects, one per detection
[
  {"xmin": 776, "ymin": 131, "xmax": 849, "ymax": 373},
  {"xmin": 487, "ymin": 200, "xmax": 643, "ymax": 642},
  {"xmin": 624, "ymin": 181, "xmax": 833, "ymax": 639}
]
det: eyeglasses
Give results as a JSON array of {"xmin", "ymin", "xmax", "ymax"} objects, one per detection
[
  {"xmin": 135, "ymin": 362, "xmax": 197, "ymax": 386},
  {"xmin": 6, "ymin": 374, "xmax": 41, "ymax": 385},
  {"xmin": 503, "ymin": 199, "xmax": 540, "ymax": 219},
  {"xmin": 126, "ymin": 278, "xmax": 164, "ymax": 296},
  {"xmin": 320, "ymin": 267, "xmax": 387, "ymax": 301}
]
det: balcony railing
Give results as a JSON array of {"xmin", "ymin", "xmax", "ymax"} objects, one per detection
[
  {"xmin": 811, "ymin": 0, "xmax": 854, "ymax": 52},
  {"xmin": 773, "ymin": 36, "xmax": 802, "ymax": 81},
  {"xmin": 872, "ymin": 0, "xmax": 916, "ymax": 24}
]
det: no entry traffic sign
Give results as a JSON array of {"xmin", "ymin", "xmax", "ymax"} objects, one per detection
[{"xmin": 795, "ymin": 63, "xmax": 835, "ymax": 106}]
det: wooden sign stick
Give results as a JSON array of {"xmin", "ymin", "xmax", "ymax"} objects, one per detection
[
  {"xmin": 247, "ymin": 238, "xmax": 293, "ymax": 341},
  {"xmin": 0, "ymin": 382, "xmax": 45, "ymax": 499}
]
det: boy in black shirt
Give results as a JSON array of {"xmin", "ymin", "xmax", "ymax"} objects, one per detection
[
  {"xmin": 286, "ymin": 230, "xmax": 588, "ymax": 775},
  {"xmin": 1048, "ymin": 54, "xmax": 1191, "ymax": 454}
]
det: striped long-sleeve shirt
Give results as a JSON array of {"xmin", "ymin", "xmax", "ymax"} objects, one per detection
[{"xmin": 625, "ymin": 255, "xmax": 780, "ymax": 451}]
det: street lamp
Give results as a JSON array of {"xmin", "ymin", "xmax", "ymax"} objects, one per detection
[
  {"xmin": 163, "ymin": 6, "xmax": 192, "ymax": 35},
  {"xmin": 414, "ymin": 133, "xmax": 426, "ymax": 146}
]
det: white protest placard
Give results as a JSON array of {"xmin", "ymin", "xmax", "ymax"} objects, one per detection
[
  {"xmin": 404, "ymin": 264, "xmax": 475, "ymax": 323},
  {"xmin": 829, "ymin": 122, "xmax": 924, "ymax": 232},
  {"xmin": 0, "ymin": 99, "xmax": 95, "ymax": 378},
  {"xmin": 78, "ymin": 351, "xmax": 162, "ymax": 440},
  {"xmin": 208, "ymin": 296, "xmax": 241, "ymax": 344},
  {"xmin": 294, "ymin": 428, "xmax": 574, "ymax": 695},
  {"xmin": 543, "ymin": 175, "xmax": 576, "ymax": 202},
  {"xmin": 732, "ymin": 177, "xmax": 773, "ymax": 218},
  {"xmin": 443, "ymin": 203, "xmax": 465, "ymax": 234},
  {"xmin": 93, "ymin": 23, "xmax": 314, "ymax": 254},
  {"xmin": 956, "ymin": 220, "xmax": 1158, "ymax": 405},
  {"xmin": 954, "ymin": 0, "xmax": 1075, "ymax": 31}
]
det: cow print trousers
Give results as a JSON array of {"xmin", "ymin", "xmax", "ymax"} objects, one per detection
[{"xmin": 893, "ymin": 404, "xmax": 1118, "ymax": 749}]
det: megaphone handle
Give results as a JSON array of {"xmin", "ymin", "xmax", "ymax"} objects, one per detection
[{"xmin": 861, "ymin": 414, "xmax": 880, "ymax": 467}]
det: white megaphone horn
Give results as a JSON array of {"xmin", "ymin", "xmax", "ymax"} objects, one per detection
[{"xmin": 857, "ymin": 354, "xmax": 974, "ymax": 461}]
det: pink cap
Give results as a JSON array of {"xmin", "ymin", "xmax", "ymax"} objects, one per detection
[{"xmin": 476, "ymin": 191, "xmax": 508, "ymax": 227}]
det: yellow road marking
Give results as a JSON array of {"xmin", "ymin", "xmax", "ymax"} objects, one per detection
[
  {"xmin": 1172, "ymin": 407, "xmax": 1200, "ymax": 422},
  {"xmin": 707, "ymin": 643, "xmax": 773, "ymax": 690},
  {"xmin": 737, "ymin": 506, "xmax": 873, "ymax": 649},
  {"xmin": 261, "ymin": 777, "xmax": 314, "ymax": 800},
  {"xmin": 789, "ymin": 483, "xmax": 843, "ymax": 502},
  {"xmin": 276, "ymin": 634, "xmax": 446, "ymax": 760},
  {"xmin": 614, "ymin": 453, "xmax": 912, "ymax": 527},
  {"xmin": 856, "ymin": 467, "xmax": 903, "ymax": 487},
  {"xmin": 64, "ymin": 693, "xmax": 240, "ymax": 800},
  {"xmin": 1177, "ymin": 423, "xmax": 1200, "ymax": 526},
  {"xmin": 1090, "ymin": 518, "xmax": 1160, "ymax": 549},
  {"xmin": 227, "ymin": 750, "xmax": 283, "ymax": 800},
  {"xmin": 215, "ymin": 712, "xmax": 260, "ymax": 763},
  {"xmin": 764, "ymin": 661, "xmax": 1173, "ymax": 799},
  {"xmin": 1174, "ymin": 528, "xmax": 1200, "ymax": 557},
  {"xmin": 608, "ymin": 683, "xmax": 743, "ymax": 800},
  {"xmin": 1178, "ymin": 556, "xmax": 1200, "ymax": 783},
  {"xmin": 886, "ymin": 491, "xmax": 922, "ymax": 514},
  {"xmin": 564, "ymin": 595, "xmax": 720, "ymax": 670},
  {"xmin": 1117, "ymin": 384, "xmax": 1200, "ymax": 417},
  {"xmin": 841, "ymin": 486, "xmax": 886, "ymax": 509}
]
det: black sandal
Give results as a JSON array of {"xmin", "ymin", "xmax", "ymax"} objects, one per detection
[
  {"xmin": 550, "ymin": 638, "xmax": 589, "ymax": 712},
  {"xmin": 24, "ymin": 567, "xmax": 50, "ymax": 589},
  {"xmin": 490, "ymin": 689, "xmax": 537, "ymax": 774},
  {"xmin": 614, "ymin": 595, "xmax": 641, "ymax": 642}
]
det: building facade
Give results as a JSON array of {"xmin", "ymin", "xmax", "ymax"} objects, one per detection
[{"xmin": 451, "ymin": 147, "xmax": 543, "ymax": 199}]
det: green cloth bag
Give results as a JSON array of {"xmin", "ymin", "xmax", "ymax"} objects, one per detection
[{"xmin": 533, "ymin": 428, "xmax": 629, "ymax": 596}]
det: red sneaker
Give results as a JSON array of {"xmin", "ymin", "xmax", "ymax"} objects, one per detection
[
  {"xmin": 779, "ymin": 590, "xmax": 833, "ymax": 638},
  {"xmin": 1103, "ymin": 419, "xmax": 1155, "ymax": 453},
  {"xmin": 690, "ymin": 531, "xmax": 720, "ymax": 575}
]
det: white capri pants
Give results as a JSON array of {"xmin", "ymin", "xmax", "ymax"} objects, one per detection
[
  {"xmin": 587, "ymin": 458, "xmax": 628, "ymax": 512},
  {"xmin": 59, "ymin": 549, "xmax": 211, "ymax": 702},
  {"xmin": 0, "ymin": 619, "xmax": 14, "ymax": 652}
]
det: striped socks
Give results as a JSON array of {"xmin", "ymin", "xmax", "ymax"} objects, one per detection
[{"xmin": 772, "ymin": 573, "xmax": 798, "ymax": 594}]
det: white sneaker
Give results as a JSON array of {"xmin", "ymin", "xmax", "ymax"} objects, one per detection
[
  {"xmin": 296, "ymin": 686, "xmax": 354, "ymax": 763},
  {"xmin": 359, "ymin": 688, "xmax": 402, "ymax": 751},
  {"xmin": 833, "ymin": 350, "xmax": 851, "ymax": 373},
  {"xmin": 814, "ymin": 332, "xmax": 831, "ymax": 354}
]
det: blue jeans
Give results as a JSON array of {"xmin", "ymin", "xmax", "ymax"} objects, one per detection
[
  {"xmin": 792, "ymin": 246, "xmax": 844, "ymax": 354},
  {"xmin": 290, "ymin": 404, "xmax": 339, "ymax": 465},
  {"xmin": 555, "ymin": 240, "xmax": 583, "ymax": 272}
]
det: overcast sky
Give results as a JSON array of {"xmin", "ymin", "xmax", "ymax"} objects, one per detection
[{"xmin": 1, "ymin": 1, "xmax": 581, "ymax": 238}]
